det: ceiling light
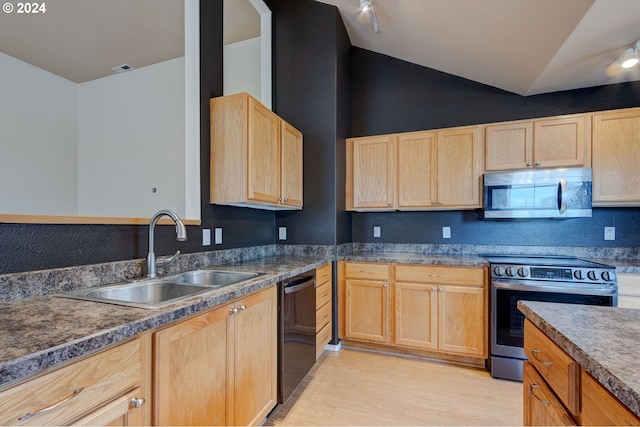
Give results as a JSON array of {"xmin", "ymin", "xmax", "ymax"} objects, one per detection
[
  {"xmin": 620, "ymin": 47, "xmax": 639, "ymax": 69},
  {"xmin": 612, "ymin": 40, "xmax": 640, "ymax": 71},
  {"xmin": 359, "ymin": 0, "xmax": 379, "ymax": 33}
]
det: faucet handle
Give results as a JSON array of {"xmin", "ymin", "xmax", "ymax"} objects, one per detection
[{"xmin": 156, "ymin": 250, "xmax": 181, "ymax": 267}]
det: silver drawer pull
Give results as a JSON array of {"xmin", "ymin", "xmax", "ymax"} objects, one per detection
[
  {"xmin": 530, "ymin": 384, "xmax": 549, "ymax": 406},
  {"xmin": 18, "ymin": 388, "xmax": 84, "ymax": 421},
  {"xmin": 532, "ymin": 349, "xmax": 553, "ymax": 367},
  {"xmin": 129, "ymin": 397, "xmax": 146, "ymax": 409},
  {"xmin": 237, "ymin": 304, "xmax": 247, "ymax": 311}
]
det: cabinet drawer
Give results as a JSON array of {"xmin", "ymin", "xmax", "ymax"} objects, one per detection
[
  {"xmin": 345, "ymin": 262, "xmax": 389, "ymax": 280},
  {"xmin": 316, "ymin": 322, "xmax": 332, "ymax": 358},
  {"xmin": 316, "ymin": 280, "xmax": 332, "ymax": 309},
  {"xmin": 316, "ymin": 299, "xmax": 332, "ymax": 331},
  {"xmin": 316, "ymin": 263, "xmax": 332, "ymax": 285},
  {"xmin": 395, "ymin": 265, "xmax": 484, "ymax": 286},
  {"xmin": 524, "ymin": 320, "xmax": 579, "ymax": 416},
  {"xmin": 523, "ymin": 361, "xmax": 576, "ymax": 426},
  {"xmin": 0, "ymin": 339, "xmax": 143, "ymax": 426}
]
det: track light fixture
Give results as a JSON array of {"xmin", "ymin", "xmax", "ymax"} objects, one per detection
[
  {"xmin": 612, "ymin": 40, "xmax": 640, "ymax": 70},
  {"xmin": 359, "ymin": 0, "xmax": 379, "ymax": 33}
]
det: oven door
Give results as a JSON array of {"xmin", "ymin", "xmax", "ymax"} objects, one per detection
[{"xmin": 491, "ymin": 280, "xmax": 617, "ymax": 359}]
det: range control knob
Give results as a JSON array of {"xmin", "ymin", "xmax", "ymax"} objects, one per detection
[
  {"xmin": 517, "ymin": 267, "xmax": 528, "ymax": 277},
  {"xmin": 601, "ymin": 271, "xmax": 612, "ymax": 282},
  {"xmin": 506, "ymin": 267, "xmax": 515, "ymax": 276},
  {"xmin": 574, "ymin": 270, "xmax": 584, "ymax": 280},
  {"xmin": 587, "ymin": 270, "xmax": 598, "ymax": 281},
  {"xmin": 493, "ymin": 266, "xmax": 505, "ymax": 276}
]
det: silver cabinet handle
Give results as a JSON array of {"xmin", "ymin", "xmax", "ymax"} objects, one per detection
[
  {"xmin": 129, "ymin": 397, "xmax": 146, "ymax": 409},
  {"xmin": 237, "ymin": 304, "xmax": 247, "ymax": 311},
  {"xmin": 18, "ymin": 388, "xmax": 84, "ymax": 421},
  {"xmin": 229, "ymin": 307, "xmax": 238, "ymax": 315},
  {"xmin": 531, "ymin": 349, "xmax": 553, "ymax": 367},
  {"xmin": 530, "ymin": 384, "xmax": 549, "ymax": 406},
  {"xmin": 535, "ymin": 161, "xmax": 542, "ymax": 166},
  {"xmin": 431, "ymin": 286, "xmax": 436, "ymax": 291},
  {"xmin": 383, "ymin": 283, "xmax": 388, "ymax": 288},
  {"xmin": 526, "ymin": 162, "xmax": 532, "ymax": 167},
  {"xmin": 283, "ymin": 198, "xmax": 288, "ymax": 202}
]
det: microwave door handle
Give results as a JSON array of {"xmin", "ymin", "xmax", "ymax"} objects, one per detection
[{"xmin": 558, "ymin": 178, "xmax": 568, "ymax": 214}]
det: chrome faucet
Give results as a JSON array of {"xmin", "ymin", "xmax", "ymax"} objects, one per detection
[{"xmin": 146, "ymin": 210, "xmax": 187, "ymax": 278}]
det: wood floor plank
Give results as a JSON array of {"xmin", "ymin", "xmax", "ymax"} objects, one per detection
[{"xmin": 268, "ymin": 348, "xmax": 522, "ymax": 426}]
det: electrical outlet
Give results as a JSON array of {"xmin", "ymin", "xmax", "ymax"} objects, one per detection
[
  {"xmin": 214, "ymin": 228, "xmax": 223, "ymax": 245},
  {"xmin": 202, "ymin": 229, "xmax": 211, "ymax": 246},
  {"xmin": 279, "ymin": 227, "xmax": 287, "ymax": 240},
  {"xmin": 373, "ymin": 226, "xmax": 381, "ymax": 238},
  {"xmin": 604, "ymin": 227, "xmax": 615, "ymax": 241},
  {"xmin": 442, "ymin": 226, "xmax": 451, "ymax": 239}
]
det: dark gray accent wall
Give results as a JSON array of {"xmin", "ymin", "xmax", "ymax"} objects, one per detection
[
  {"xmin": 269, "ymin": 0, "xmax": 352, "ymax": 246},
  {"xmin": 0, "ymin": 0, "xmax": 275, "ymax": 275},
  {"xmin": 350, "ymin": 47, "xmax": 640, "ymax": 248}
]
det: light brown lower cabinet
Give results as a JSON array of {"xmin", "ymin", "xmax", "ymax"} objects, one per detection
[
  {"xmin": 523, "ymin": 320, "xmax": 640, "ymax": 426},
  {"xmin": 154, "ymin": 285, "xmax": 277, "ymax": 426},
  {"xmin": 0, "ymin": 335, "xmax": 151, "ymax": 426},
  {"xmin": 339, "ymin": 262, "xmax": 487, "ymax": 360},
  {"xmin": 523, "ymin": 361, "xmax": 576, "ymax": 426}
]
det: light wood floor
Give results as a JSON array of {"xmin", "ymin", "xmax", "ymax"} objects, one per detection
[{"xmin": 267, "ymin": 347, "xmax": 523, "ymax": 426}]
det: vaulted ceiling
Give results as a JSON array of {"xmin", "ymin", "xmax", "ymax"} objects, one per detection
[{"xmin": 315, "ymin": 0, "xmax": 640, "ymax": 95}]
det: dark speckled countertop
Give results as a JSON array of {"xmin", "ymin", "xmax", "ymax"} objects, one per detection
[
  {"xmin": 518, "ymin": 301, "xmax": 640, "ymax": 418},
  {"xmin": 0, "ymin": 255, "xmax": 332, "ymax": 389}
]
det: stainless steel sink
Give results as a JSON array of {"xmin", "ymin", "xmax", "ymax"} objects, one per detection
[
  {"xmin": 169, "ymin": 270, "xmax": 264, "ymax": 287},
  {"xmin": 55, "ymin": 270, "xmax": 264, "ymax": 309}
]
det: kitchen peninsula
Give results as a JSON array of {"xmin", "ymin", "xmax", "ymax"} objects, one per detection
[{"xmin": 519, "ymin": 301, "xmax": 640, "ymax": 425}]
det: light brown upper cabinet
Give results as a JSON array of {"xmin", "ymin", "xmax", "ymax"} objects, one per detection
[
  {"xmin": 591, "ymin": 107, "xmax": 640, "ymax": 206},
  {"xmin": 484, "ymin": 114, "xmax": 589, "ymax": 171},
  {"xmin": 210, "ymin": 92, "xmax": 303, "ymax": 210},
  {"xmin": 346, "ymin": 126, "xmax": 482, "ymax": 211}
]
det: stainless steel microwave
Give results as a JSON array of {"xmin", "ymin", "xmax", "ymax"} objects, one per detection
[{"xmin": 483, "ymin": 168, "xmax": 592, "ymax": 219}]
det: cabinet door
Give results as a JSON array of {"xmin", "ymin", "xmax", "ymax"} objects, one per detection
[
  {"xmin": 523, "ymin": 362, "xmax": 576, "ymax": 426},
  {"xmin": 347, "ymin": 136, "xmax": 395, "ymax": 209},
  {"xmin": 581, "ymin": 368, "xmax": 640, "ymax": 426},
  {"xmin": 533, "ymin": 115, "xmax": 586, "ymax": 168},
  {"xmin": 280, "ymin": 120, "xmax": 303, "ymax": 208},
  {"xmin": 437, "ymin": 284, "xmax": 485, "ymax": 356},
  {"xmin": 154, "ymin": 305, "xmax": 232, "ymax": 426},
  {"xmin": 397, "ymin": 131, "xmax": 435, "ymax": 208},
  {"xmin": 485, "ymin": 121, "xmax": 533, "ymax": 171},
  {"xmin": 248, "ymin": 97, "xmax": 281, "ymax": 204},
  {"xmin": 345, "ymin": 278, "xmax": 389, "ymax": 342},
  {"xmin": 394, "ymin": 282, "xmax": 437, "ymax": 349},
  {"xmin": 73, "ymin": 387, "xmax": 145, "ymax": 426},
  {"xmin": 592, "ymin": 109, "xmax": 640, "ymax": 205},
  {"xmin": 232, "ymin": 286, "xmax": 277, "ymax": 426},
  {"xmin": 435, "ymin": 126, "xmax": 482, "ymax": 207}
]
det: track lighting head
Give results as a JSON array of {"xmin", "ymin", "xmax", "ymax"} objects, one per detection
[{"xmin": 359, "ymin": 0, "xmax": 379, "ymax": 33}]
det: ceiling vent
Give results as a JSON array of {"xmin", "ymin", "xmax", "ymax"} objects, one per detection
[{"xmin": 110, "ymin": 64, "xmax": 135, "ymax": 73}]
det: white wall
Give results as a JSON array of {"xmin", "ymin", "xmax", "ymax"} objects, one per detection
[
  {"xmin": 224, "ymin": 37, "xmax": 262, "ymax": 100},
  {"xmin": 77, "ymin": 58, "xmax": 185, "ymax": 218},
  {"xmin": 0, "ymin": 52, "xmax": 78, "ymax": 215}
]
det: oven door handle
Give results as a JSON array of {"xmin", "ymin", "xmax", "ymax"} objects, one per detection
[
  {"xmin": 492, "ymin": 280, "xmax": 617, "ymax": 296},
  {"xmin": 284, "ymin": 276, "xmax": 315, "ymax": 294}
]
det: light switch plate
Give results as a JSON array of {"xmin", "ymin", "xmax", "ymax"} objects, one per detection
[
  {"xmin": 373, "ymin": 226, "xmax": 381, "ymax": 238},
  {"xmin": 279, "ymin": 227, "xmax": 287, "ymax": 240},
  {"xmin": 202, "ymin": 229, "xmax": 211, "ymax": 246},
  {"xmin": 604, "ymin": 227, "xmax": 615, "ymax": 241},
  {"xmin": 214, "ymin": 228, "xmax": 223, "ymax": 245},
  {"xmin": 442, "ymin": 226, "xmax": 451, "ymax": 239}
]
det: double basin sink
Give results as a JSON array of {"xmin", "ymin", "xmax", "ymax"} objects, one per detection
[{"xmin": 57, "ymin": 270, "xmax": 265, "ymax": 309}]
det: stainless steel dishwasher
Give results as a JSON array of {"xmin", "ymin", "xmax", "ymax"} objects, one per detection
[{"xmin": 278, "ymin": 271, "xmax": 316, "ymax": 404}]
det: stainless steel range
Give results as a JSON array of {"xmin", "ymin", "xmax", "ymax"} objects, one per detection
[{"xmin": 481, "ymin": 254, "xmax": 618, "ymax": 382}]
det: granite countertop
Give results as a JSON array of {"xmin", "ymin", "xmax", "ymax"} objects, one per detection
[
  {"xmin": 518, "ymin": 300, "xmax": 640, "ymax": 418},
  {"xmin": 0, "ymin": 255, "xmax": 332, "ymax": 389},
  {"xmin": 342, "ymin": 251, "xmax": 488, "ymax": 267}
]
